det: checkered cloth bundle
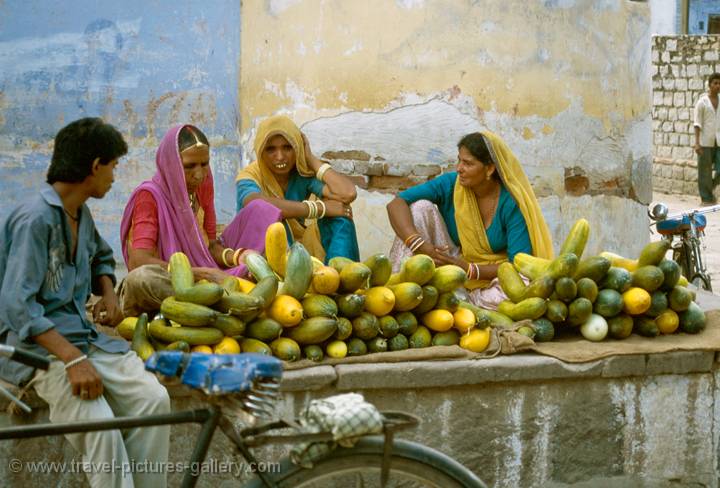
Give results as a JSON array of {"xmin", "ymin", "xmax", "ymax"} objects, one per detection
[{"xmin": 290, "ymin": 393, "xmax": 383, "ymax": 468}]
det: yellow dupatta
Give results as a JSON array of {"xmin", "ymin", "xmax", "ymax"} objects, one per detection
[
  {"xmin": 454, "ymin": 131, "xmax": 554, "ymax": 290},
  {"xmin": 235, "ymin": 115, "xmax": 325, "ymax": 258}
]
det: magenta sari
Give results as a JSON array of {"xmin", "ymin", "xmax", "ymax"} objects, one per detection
[{"xmin": 120, "ymin": 125, "xmax": 281, "ymax": 277}]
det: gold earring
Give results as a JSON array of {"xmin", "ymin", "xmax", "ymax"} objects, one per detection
[{"xmin": 486, "ymin": 174, "xmax": 491, "ymax": 181}]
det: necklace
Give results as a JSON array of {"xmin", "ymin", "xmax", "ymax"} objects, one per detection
[{"xmin": 64, "ymin": 208, "xmax": 80, "ymax": 222}]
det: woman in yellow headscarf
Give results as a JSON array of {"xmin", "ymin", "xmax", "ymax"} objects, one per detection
[
  {"xmin": 386, "ymin": 131, "xmax": 553, "ymax": 310},
  {"xmin": 236, "ymin": 115, "xmax": 360, "ymax": 262}
]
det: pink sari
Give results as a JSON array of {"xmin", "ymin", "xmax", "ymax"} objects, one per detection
[{"xmin": 120, "ymin": 125, "xmax": 281, "ymax": 277}]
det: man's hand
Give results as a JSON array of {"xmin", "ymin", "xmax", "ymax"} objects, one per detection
[
  {"xmin": 695, "ymin": 144, "xmax": 703, "ymax": 155},
  {"xmin": 92, "ymin": 293, "xmax": 123, "ymax": 326},
  {"xmin": 66, "ymin": 357, "xmax": 103, "ymax": 400}
]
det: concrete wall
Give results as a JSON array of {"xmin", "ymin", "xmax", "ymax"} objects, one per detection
[
  {"xmin": 1, "ymin": 351, "xmax": 719, "ymax": 487},
  {"xmin": 651, "ymin": 35, "xmax": 720, "ymax": 197},
  {"xmin": 241, "ymin": 0, "xmax": 653, "ymax": 259},
  {"xmin": 0, "ymin": 1, "xmax": 241, "ymax": 260},
  {"xmin": 1, "ymin": 1, "xmax": 653, "ymax": 262}
]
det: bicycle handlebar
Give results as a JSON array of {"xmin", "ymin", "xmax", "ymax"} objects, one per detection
[
  {"xmin": 655, "ymin": 203, "xmax": 720, "ymax": 222},
  {"xmin": 0, "ymin": 344, "xmax": 50, "ymax": 370}
]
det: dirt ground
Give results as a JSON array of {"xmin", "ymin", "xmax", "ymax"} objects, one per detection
[{"xmin": 650, "ymin": 192, "xmax": 720, "ymax": 293}]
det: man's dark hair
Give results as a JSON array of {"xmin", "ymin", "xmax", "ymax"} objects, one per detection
[
  {"xmin": 457, "ymin": 132, "xmax": 492, "ymax": 166},
  {"xmin": 709, "ymin": 72, "xmax": 720, "ymax": 85},
  {"xmin": 46, "ymin": 118, "xmax": 128, "ymax": 184}
]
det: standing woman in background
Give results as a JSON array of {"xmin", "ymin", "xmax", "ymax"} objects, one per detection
[
  {"xmin": 386, "ymin": 131, "xmax": 553, "ymax": 310},
  {"xmin": 236, "ymin": 115, "xmax": 360, "ymax": 262}
]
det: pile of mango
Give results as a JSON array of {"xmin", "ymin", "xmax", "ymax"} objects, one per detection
[
  {"xmin": 497, "ymin": 219, "xmax": 708, "ymax": 342},
  {"xmin": 119, "ymin": 223, "xmax": 498, "ymax": 362}
]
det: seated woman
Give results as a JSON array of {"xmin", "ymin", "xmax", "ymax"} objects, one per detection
[
  {"xmin": 236, "ymin": 115, "xmax": 360, "ymax": 262},
  {"xmin": 119, "ymin": 124, "xmax": 281, "ymax": 317},
  {"xmin": 386, "ymin": 131, "xmax": 553, "ymax": 310}
]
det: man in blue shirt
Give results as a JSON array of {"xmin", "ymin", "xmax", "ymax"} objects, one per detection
[{"xmin": 0, "ymin": 118, "xmax": 170, "ymax": 488}]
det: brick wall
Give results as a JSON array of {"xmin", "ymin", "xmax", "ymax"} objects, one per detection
[{"xmin": 652, "ymin": 35, "xmax": 720, "ymax": 196}]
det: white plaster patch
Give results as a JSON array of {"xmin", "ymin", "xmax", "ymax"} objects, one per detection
[
  {"xmin": 343, "ymin": 40, "xmax": 363, "ymax": 56},
  {"xmin": 268, "ymin": 0, "xmax": 303, "ymax": 16},
  {"xmin": 504, "ymin": 393, "xmax": 525, "ymax": 487},
  {"xmin": 529, "ymin": 388, "xmax": 558, "ymax": 486},
  {"xmin": 537, "ymin": 48, "xmax": 550, "ymax": 62},
  {"xmin": 396, "ymin": 0, "xmax": 425, "ymax": 9},
  {"xmin": 300, "ymin": 98, "xmax": 481, "ymax": 164},
  {"xmin": 480, "ymin": 20, "xmax": 498, "ymax": 33},
  {"xmin": 297, "ymin": 41, "xmax": 307, "ymax": 56}
]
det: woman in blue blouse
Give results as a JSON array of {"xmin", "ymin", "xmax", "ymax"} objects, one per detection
[
  {"xmin": 236, "ymin": 115, "xmax": 360, "ymax": 262},
  {"xmin": 386, "ymin": 131, "xmax": 552, "ymax": 309}
]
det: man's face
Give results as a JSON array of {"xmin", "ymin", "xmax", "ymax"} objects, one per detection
[
  {"xmin": 710, "ymin": 78, "xmax": 720, "ymax": 95},
  {"xmin": 90, "ymin": 158, "xmax": 117, "ymax": 198}
]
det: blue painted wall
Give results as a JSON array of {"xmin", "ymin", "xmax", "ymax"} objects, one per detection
[
  {"xmin": 0, "ymin": 0, "xmax": 240, "ymax": 267},
  {"xmin": 689, "ymin": 0, "xmax": 720, "ymax": 34}
]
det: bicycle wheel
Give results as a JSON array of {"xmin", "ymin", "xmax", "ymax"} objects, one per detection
[
  {"xmin": 690, "ymin": 273, "xmax": 712, "ymax": 292},
  {"xmin": 245, "ymin": 436, "xmax": 486, "ymax": 488}
]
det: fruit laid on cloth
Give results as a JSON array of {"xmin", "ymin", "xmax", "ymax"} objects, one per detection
[
  {"xmin": 363, "ymin": 286, "xmax": 396, "ymax": 316},
  {"xmin": 117, "ymin": 316, "xmax": 138, "ymax": 340},
  {"xmin": 364, "ymin": 253, "xmax": 392, "ymax": 287},
  {"xmin": 168, "ymin": 252, "xmax": 194, "ymax": 293},
  {"xmin": 268, "ymin": 295, "xmax": 304, "ymax": 326},
  {"xmin": 280, "ymin": 242, "xmax": 313, "ymax": 299},
  {"xmin": 401, "ymin": 254, "xmax": 436, "ymax": 286},
  {"xmin": 213, "ymin": 337, "xmax": 241, "ymax": 354},
  {"xmin": 311, "ymin": 266, "xmax": 341, "ymax": 294},
  {"xmin": 559, "ymin": 218, "xmax": 590, "ymax": 258},
  {"xmin": 580, "ymin": 314, "xmax": 608, "ymax": 342},
  {"xmin": 270, "ymin": 337, "xmax": 301, "ymax": 361},
  {"xmin": 459, "ymin": 328, "xmax": 491, "ymax": 353},
  {"xmin": 265, "ymin": 221, "xmax": 288, "ymax": 278},
  {"xmin": 131, "ymin": 314, "xmax": 154, "ymax": 361},
  {"xmin": 124, "ymin": 221, "xmax": 710, "ymax": 360}
]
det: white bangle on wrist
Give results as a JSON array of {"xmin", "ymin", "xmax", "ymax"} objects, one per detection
[{"xmin": 64, "ymin": 354, "xmax": 88, "ymax": 370}]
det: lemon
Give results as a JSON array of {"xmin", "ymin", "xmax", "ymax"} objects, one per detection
[
  {"xmin": 267, "ymin": 295, "xmax": 304, "ymax": 327},
  {"xmin": 326, "ymin": 340, "xmax": 348, "ymax": 359},
  {"xmin": 459, "ymin": 328, "xmax": 491, "ymax": 353},
  {"xmin": 213, "ymin": 337, "xmax": 241, "ymax": 354},
  {"xmin": 191, "ymin": 345, "xmax": 213, "ymax": 354},
  {"xmin": 364, "ymin": 286, "xmax": 396, "ymax": 316},
  {"xmin": 622, "ymin": 287, "xmax": 652, "ymax": 315},
  {"xmin": 656, "ymin": 309, "xmax": 680, "ymax": 334},
  {"xmin": 452, "ymin": 308, "xmax": 476, "ymax": 333}
]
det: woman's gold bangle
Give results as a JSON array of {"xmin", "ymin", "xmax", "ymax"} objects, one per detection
[{"xmin": 221, "ymin": 248, "xmax": 234, "ymax": 267}]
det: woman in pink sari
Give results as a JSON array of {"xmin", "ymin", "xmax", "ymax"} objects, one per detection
[{"xmin": 118, "ymin": 124, "xmax": 281, "ymax": 316}]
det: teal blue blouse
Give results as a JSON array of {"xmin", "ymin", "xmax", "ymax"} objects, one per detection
[{"xmin": 397, "ymin": 172, "xmax": 532, "ymax": 261}]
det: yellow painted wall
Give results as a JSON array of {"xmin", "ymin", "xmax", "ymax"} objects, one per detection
[{"xmin": 240, "ymin": 0, "xmax": 649, "ymax": 131}]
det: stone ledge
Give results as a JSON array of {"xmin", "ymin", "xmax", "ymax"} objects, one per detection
[
  {"xmin": 280, "ymin": 365, "xmax": 336, "ymax": 391},
  {"xmin": 2, "ymin": 349, "xmax": 718, "ymax": 411}
]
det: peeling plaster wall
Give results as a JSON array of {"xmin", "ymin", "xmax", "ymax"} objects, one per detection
[
  {"xmin": 0, "ymin": 1, "xmax": 240, "ymax": 261},
  {"xmin": 241, "ymin": 0, "xmax": 653, "ymax": 257}
]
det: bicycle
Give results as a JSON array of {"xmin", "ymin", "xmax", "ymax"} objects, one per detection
[
  {"xmin": 0, "ymin": 344, "xmax": 485, "ymax": 488},
  {"xmin": 648, "ymin": 202, "xmax": 720, "ymax": 292}
]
